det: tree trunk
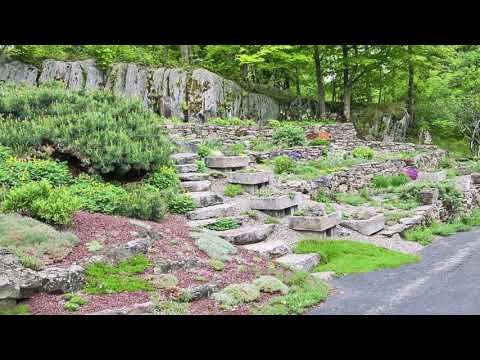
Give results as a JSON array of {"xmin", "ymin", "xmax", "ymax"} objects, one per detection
[
  {"xmin": 407, "ymin": 46, "xmax": 416, "ymax": 123},
  {"xmin": 313, "ymin": 45, "xmax": 326, "ymax": 118},
  {"xmin": 295, "ymin": 67, "xmax": 301, "ymax": 96},
  {"xmin": 331, "ymin": 74, "xmax": 336, "ymax": 103},
  {"xmin": 241, "ymin": 63, "xmax": 249, "ymax": 82},
  {"xmin": 342, "ymin": 46, "xmax": 351, "ymax": 122},
  {"xmin": 180, "ymin": 45, "xmax": 191, "ymax": 65}
]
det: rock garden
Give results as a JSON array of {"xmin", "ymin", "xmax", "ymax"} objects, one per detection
[{"xmin": 2, "ymin": 78, "xmax": 480, "ymax": 316}]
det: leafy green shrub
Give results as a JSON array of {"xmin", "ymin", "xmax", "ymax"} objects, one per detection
[
  {"xmin": 86, "ymin": 240, "xmax": 104, "ymax": 252},
  {"xmin": 272, "ymin": 155, "xmax": 295, "ymax": 174},
  {"xmin": 250, "ymin": 137, "xmax": 276, "ymax": 152},
  {"xmin": 308, "ymin": 139, "xmax": 330, "ymax": 146},
  {"xmin": 119, "ymin": 184, "xmax": 168, "ymax": 221},
  {"xmin": 205, "ymin": 218, "xmax": 241, "ymax": 231},
  {"xmin": 0, "ymin": 304, "xmax": 30, "ymax": 315},
  {"xmin": 168, "ymin": 193, "xmax": 196, "ymax": 214},
  {"xmin": 197, "ymin": 139, "xmax": 222, "ymax": 158},
  {"xmin": 31, "ymin": 187, "xmax": 82, "ymax": 226},
  {"xmin": 313, "ymin": 191, "xmax": 331, "ymax": 203},
  {"xmin": 224, "ymin": 143, "xmax": 246, "ymax": 156},
  {"xmin": 83, "ymin": 255, "xmax": 153, "ymax": 295},
  {"xmin": 148, "ymin": 167, "xmax": 180, "ymax": 190},
  {"xmin": 0, "ymin": 157, "xmax": 73, "ymax": 188},
  {"xmin": 0, "ymin": 146, "xmax": 12, "ymax": 162},
  {"xmin": 17, "ymin": 253, "xmax": 43, "ymax": 271},
  {"xmin": 271, "ymin": 125, "xmax": 306, "ymax": 147},
  {"xmin": 153, "ymin": 299, "xmax": 189, "ymax": 315},
  {"xmin": 224, "ymin": 184, "xmax": 244, "ymax": 197},
  {"xmin": 3, "ymin": 180, "xmax": 52, "ymax": 214},
  {"xmin": 352, "ymin": 146, "xmax": 375, "ymax": 159},
  {"xmin": 372, "ymin": 173, "xmax": 409, "ymax": 188},
  {"xmin": 0, "ymin": 214, "xmax": 79, "ymax": 266},
  {"xmin": 390, "ymin": 173, "xmax": 410, "ymax": 187},
  {"xmin": 195, "ymin": 160, "xmax": 208, "ymax": 173},
  {"xmin": 334, "ymin": 192, "xmax": 367, "ymax": 206},
  {"xmin": 264, "ymin": 216, "xmax": 280, "ymax": 224},
  {"xmin": 0, "ymin": 82, "xmax": 173, "ymax": 177},
  {"xmin": 68, "ymin": 174, "xmax": 128, "ymax": 215},
  {"xmin": 63, "ymin": 294, "xmax": 88, "ymax": 312},
  {"xmin": 208, "ymin": 259, "xmax": 225, "ymax": 271}
]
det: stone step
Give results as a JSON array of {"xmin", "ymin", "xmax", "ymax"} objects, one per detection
[
  {"xmin": 181, "ymin": 180, "xmax": 211, "ymax": 192},
  {"xmin": 187, "ymin": 203, "xmax": 237, "ymax": 221},
  {"xmin": 189, "ymin": 191, "xmax": 223, "ymax": 208},
  {"xmin": 275, "ymin": 253, "xmax": 321, "ymax": 272},
  {"xmin": 242, "ymin": 239, "xmax": 291, "ymax": 258},
  {"xmin": 179, "ymin": 173, "xmax": 210, "ymax": 182},
  {"xmin": 216, "ymin": 224, "xmax": 275, "ymax": 245},
  {"xmin": 170, "ymin": 153, "xmax": 199, "ymax": 165},
  {"xmin": 175, "ymin": 164, "xmax": 198, "ymax": 173}
]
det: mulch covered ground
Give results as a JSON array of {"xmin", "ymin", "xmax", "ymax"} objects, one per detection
[{"xmin": 24, "ymin": 211, "xmax": 282, "ymax": 315}]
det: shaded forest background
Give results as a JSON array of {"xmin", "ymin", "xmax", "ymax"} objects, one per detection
[{"xmin": 1, "ymin": 44, "xmax": 480, "ymax": 156}]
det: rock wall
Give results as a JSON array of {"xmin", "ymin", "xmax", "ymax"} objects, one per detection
[{"xmin": 0, "ymin": 59, "xmax": 280, "ymax": 122}]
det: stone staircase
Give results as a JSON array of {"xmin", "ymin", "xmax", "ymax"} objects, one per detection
[{"xmin": 171, "ymin": 152, "xmax": 320, "ymax": 270}]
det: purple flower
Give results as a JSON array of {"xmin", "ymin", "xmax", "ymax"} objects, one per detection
[{"xmin": 403, "ymin": 167, "xmax": 418, "ymax": 180}]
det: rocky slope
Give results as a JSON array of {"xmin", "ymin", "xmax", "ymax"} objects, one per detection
[{"xmin": 0, "ymin": 58, "xmax": 279, "ymax": 122}]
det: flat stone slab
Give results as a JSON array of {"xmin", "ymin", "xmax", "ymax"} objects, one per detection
[
  {"xmin": 275, "ymin": 253, "xmax": 321, "ymax": 272},
  {"xmin": 216, "ymin": 224, "xmax": 275, "ymax": 245},
  {"xmin": 250, "ymin": 195, "xmax": 298, "ymax": 211},
  {"xmin": 454, "ymin": 175, "xmax": 472, "ymax": 193},
  {"xmin": 179, "ymin": 172, "xmax": 210, "ymax": 181},
  {"xmin": 288, "ymin": 212, "xmax": 341, "ymax": 232},
  {"xmin": 471, "ymin": 173, "xmax": 480, "ymax": 185},
  {"xmin": 174, "ymin": 163, "xmax": 198, "ymax": 173},
  {"xmin": 181, "ymin": 180, "xmax": 211, "ymax": 192},
  {"xmin": 227, "ymin": 171, "xmax": 271, "ymax": 185},
  {"xmin": 189, "ymin": 191, "xmax": 223, "ymax": 208},
  {"xmin": 187, "ymin": 215, "xmax": 247, "ymax": 229},
  {"xmin": 187, "ymin": 203, "xmax": 236, "ymax": 220},
  {"xmin": 341, "ymin": 214, "xmax": 385, "ymax": 236},
  {"xmin": 205, "ymin": 156, "xmax": 249, "ymax": 169},
  {"xmin": 417, "ymin": 170, "xmax": 447, "ymax": 182},
  {"xmin": 170, "ymin": 153, "xmax": 198, "ymax": 165},
  {"xmin": 242, "ymin": 240, "xmax": 291, "ymax": 258}
]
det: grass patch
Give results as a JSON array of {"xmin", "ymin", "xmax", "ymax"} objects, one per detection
[
  {"xmin": 224, "ymin": 184, "xmax": 245, "ymax": 197},
  {"xmin": 334, "ymin": 192, "xmax": 368, "ymax": 207},
  {"xmin": 251, "ymin": 272, "xmax": 328, "ymax": 315},
  {"xmin": 295, "ymin": 240, "xmax": 420, "ymax": 275},
  {"xmin": 83, "ymin": 255, "xmax": 154, "ymax": 295},
  {"xmin": 0, "ymin": 304, "xmax": 30, "ymax": 315},
  {"xmin": 205, "ymin": 218, "xmax": 240, "ymax": 231}
]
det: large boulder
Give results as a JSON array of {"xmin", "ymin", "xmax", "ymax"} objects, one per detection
[
  {"xmin": 0, "ymin": 60, "xmax": 38, "ymax": 85},
  {"xmin": 39, "ymin": 59, "xmax": 104, "ymax": 90},
  {"xmin": 38, "ymin": 265, "xmax": 85, "ymax": 294}
]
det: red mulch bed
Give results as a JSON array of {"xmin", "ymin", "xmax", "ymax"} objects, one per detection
[{"xmin": 25, "ymin": 211, "xmax": 286, "ymax": 315}]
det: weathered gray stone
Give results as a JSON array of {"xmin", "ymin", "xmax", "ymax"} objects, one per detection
[
  {"xmin": 88, "ymin": 301, "xmax": 154, "ymax": 315},
  {"xmin": 288, "ymin": 212, "xmax": 341, "ymax": 232},
  {"xmin": 417, "ymin": 170, "xmax": 447, "ymax": 182},
  {"xmin": 154, "ymin": 258, "xmax": 197, "ymax": 274},
  {"xmin": 178, "ymin": 172, "xmax": 210, "ymax": 182},
  {"xmin": 181, "ymin": 180, "xmax": 211, "ymax": 192},
  {"xmin": 189, "ymin": 191, "xmax": 223, "ymax": 208},
  {"xmin": 170, "ymin": 152, "xmax": 198, "ymax": 165},
  {"xmin": 341, "ymin": 214, "xmax": 385, "ymax": 236},
  {"xmin": 275, "ymin": 253, "xmax": 321, "ymax": 272},
  {"xmin": 217, "ymin": 224, "xmax": 275, "ymax": 245},
  {"xmin": 174, "ymin": 163, "xmax": 198, "ymax": 173},
  {"xmin": 38, "ymin": 59, "xmax": 104, "ymax": 90},
  {"xmin": 0, "ymin": 60, "xmax": 38, "ymax": 85},
  {"xmin": 205, "ymin": 156, "xmax": 249, "ymax": 169},
  {"xmin": 38, "ymin": 265, "xmax": 85, "ymax": 294},
  {"xmin": 103, "ymin": 238, "xmax": 151, "ymax": 263},
  {"xmin": 250, "ymin": 195, "xmax": 298, "ymax": 211},
  {"xmin": 180, "ymin": 284, "xmax": 218, "ymax": 301},
  {"xmin": 419, "ymin": 189, "xmax": 439, "ymax": 205},
  {"xmin": 242, "ymin": 240, "xmax": 291, "ymax": 258},
  {"xmin": 227, "ymin": 171, "xmax": 271, "ymax": 185},
  {"xmin": 454, "ymin": 175, "xmax": 472, "ymax": 193},
  {"xmin": 471, "ymin": 173, "xmax": 480, "ymax": 185},
  {"xmin": 187, "ymin": 203, "xmax": 236, "ymax": 220}
]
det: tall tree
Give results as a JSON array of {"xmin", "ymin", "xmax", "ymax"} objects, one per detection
[
  {"xmin": 180, "ymin": 45, "xmax": 191, "ymax": 65},
  {"xmin": 313, "ymin": 45, "xmax": 327, "ymax": 118}
]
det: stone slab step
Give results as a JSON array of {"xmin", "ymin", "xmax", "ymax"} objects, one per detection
[
  {"xmin": 341, "ymin": 214, "xmax": 385, "ymax": 236},
  {"xmin": 175, "ymin": 164, "xmax": 198, "ymax": 173},
  {"xmin": 179, "ymin": 173, "xmax": 210, "ymax": 182},
  {"xmin": 181, "ymin": 180, "xmax": 211, "ymax": 192},
  {"xmin": 170, "ymin": 153, "xmax": 199, "ymax": 165},
  {"xmin": 242, "ymin": 239, "xmax": 291, "ymax": 258},
  {"xmin": 275, "ymin": 253, "xmax": 321, "ymax": 272},
  {"xmin": 189, "ymin": 191, "xmax": 223, "ymax": 208},
  {"xmin": 187, "ymin": 203, "xmax": 237, "ymax": 221},
  {"xmin": 216, "ymin": 224, "xmax": 275, "ymax": 245}
]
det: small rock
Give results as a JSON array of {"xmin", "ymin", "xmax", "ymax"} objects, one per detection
[
  {"xmin": 275, "ymin": 253, "xmax": 321, "ymax": 272},
  {"xmin": 180, "ymin": 284, "xmax": 218, "ymax": 302},
  {"xmin": 103, "ymin": 238, "xmax": 151, "ymax": 264},
  {"xmin": 154, "ymin": 258, "xmax": 197, "ymax": 274},
  {"xmin": 151, "ymin": 274, "xmax": 178, "ymax": 289},
  {"xmin": 310, "ymin": 272, "xmax": 335, "ymax": 282}
]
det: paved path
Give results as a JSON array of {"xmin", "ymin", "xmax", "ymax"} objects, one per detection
[{"xmin": 309, "ymin": 229, "xmax": 480, "ymax": 315}]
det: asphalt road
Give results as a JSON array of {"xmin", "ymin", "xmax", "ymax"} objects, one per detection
[{"xmin": 309, "ymin": 229, "xmax": 480, "ymax": 315}]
